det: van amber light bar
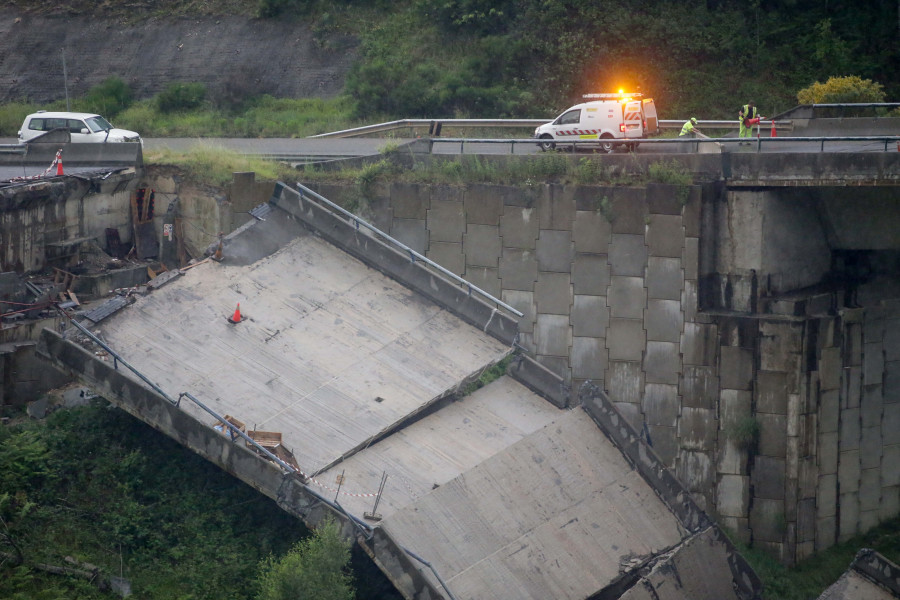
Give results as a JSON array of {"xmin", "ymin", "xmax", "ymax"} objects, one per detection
[{"xmin": 583, "ymin": 92, "xmax": 643, "ymax": 100}]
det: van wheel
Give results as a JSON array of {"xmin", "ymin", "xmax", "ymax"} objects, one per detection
[
  {"xmin": 598, "ymin": 134, "xmax": 614, "ymax": 154},
  {"xmin": 538, "ymin": 134, "xmax": 555, "ymax": 152}
]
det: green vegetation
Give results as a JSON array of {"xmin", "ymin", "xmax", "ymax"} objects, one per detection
[
  {"xmin": 2, "ymin": 0, "xmax": 897, "ymax": 139},
  {"xmin": 0, "ymin": 400, "xmax": 400, "ymax": 600},
  {"xmin": 143, "ymin": 145, "xmax": 299, "ymax": 187},
  {"xmin": 797, "ymin": 75, "xmax": 886, "ymax": 105},
  {"xmin": 725, "ymin": 415, "xmax": 761, "ymax": 455},
  {"xmin": 255, "ymin": 518, "xmax": 354, "ymax": 600},
  {"xmin": 736, "ymin": 517, "xmax": 900, "ymax": 600},
  {"xmin": 459, "ymin": 355, "xmax": 513, "ymax": 396}
]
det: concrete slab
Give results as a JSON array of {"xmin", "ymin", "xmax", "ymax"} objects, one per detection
[
  {"xmin": 572, "ymin": 253, "xmax": 611, "ymax": 295},
  {"xmin": 609, "ymin": 234, "xmax": 648, "ymax": 277},
  {"xmin": 646, "ymin": 214, "xmax": 684, "ymax": 258},
  {"xmin": 572, "ymin": 210, "xmax": 611, "ymax": 254},
  {"xmin": 534, "ymin": 313, "xmax": 571, "ymax": 357},
  {"xmin": 391, "ymin": 218, "xmax": 429, "ymax": 254},
  {"xmin": 571, "ymin": 294, "xmax": 609, "ymax": 338},
  {"xmin": 534, "ymin": 271, "xmax": 571, "ymax": 315},
  {"xmin": 426, "ymin": 241, "xmax": 465, "ymax": 276},
  {"xmin": 464, "ymin": 223, "xmax": 502, "ymax": 268},
  {"xmin": 500, "ymin": 206, "xmax": 539, "ymax": 249},
  {"xmin": 539, "ymin": 185, "xmax": 576, "ymax": 230},
  {"xmin": 498, "ymin": 248, "xmax": 538, "ymax": 291},
  {"xmin": 427, "ymin": 199, "xmax": 465, "ymax": 243},
  {"xmin": 91, "ymin": 215, "xmax": 513, "ymax": 474},
  {"xmin": 818, "ymin": 568, "xmax": 898, "ymax": 600},
  {"xmin": 608, "ymin": 318, "xmax": 646, "ymax": 361},
  {"xmin": 379, "ymin": 409, "xmax": 689, "ymax": 600},
  {"xmin": 645, "ymin": 299, "xmax": 683, "ymax": 343},
  {"xmin": 609, "ymin": 276, "xmax": 647, "ymax": 319},
  {"xmin": 536, "ymin": 229, "xmax": 573, "ymax": 272},
  {"xmin": 647, "ymin": 256, "xmax": 683, "ymax": 301}
]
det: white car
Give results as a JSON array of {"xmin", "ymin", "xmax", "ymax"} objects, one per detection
[{"xmin": 18, "ymin": 111, "xmax": 142, "ymax": 145}]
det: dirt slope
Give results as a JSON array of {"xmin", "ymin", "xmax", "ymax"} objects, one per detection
[{"xmin": 0, "ymin": 8, "xmax": 357, "ymax": 103}]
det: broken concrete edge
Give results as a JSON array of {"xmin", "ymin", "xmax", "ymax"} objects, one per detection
[
  {"xmin": 850, "ymin": 548, "xmax": 900, "ymax": 596},
  {"xmin": 311, "ymin": 350, "xmax": 517, "ymax": 477},
  {"xmin": 577, "ymin": 380, "xmax": 763, "ymax": 600},
  {"xmin": 35, "ymin": 327, "xmax": 444, "ymax": 600},
  {"xmin": 271, "ymin": 181, "xmax": 519, "ymax": 347},
  {"xmin": 507, "ymin": 352, "xmax": 572, "ymax": 409}
]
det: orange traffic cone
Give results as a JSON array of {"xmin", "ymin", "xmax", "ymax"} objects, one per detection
[
  {"xmin": 770, "ymin": 120, "xmax": 777, "ymax": 138},
  {"xmin": 228, "ymin": 303, "xmax": 242, "ymax": 324},
  {"xmin": 55, "ymin": 149, "xmax": 64, "ymax": 176}
]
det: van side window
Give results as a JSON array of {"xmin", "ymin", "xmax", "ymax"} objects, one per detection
[
  {"xmin": 558, "ymin": 110, "xmax": 580, "ymax": 125},
  {"xmin": 45, "ymin": 118, "xmax": 67, "ymax": 131},
  {"xmin": 68, "ymin": 119, "xmax": 86, "ymax": 133},
  {"xmin": 28, "ymin": 119, "xmax": 45, "ymax": 132}
]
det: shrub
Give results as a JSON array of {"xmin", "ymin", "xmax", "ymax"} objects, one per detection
[
  {"xmin": 81, "ymin": 77, "xmax": 133, "ymax": 117},
  {"xmin": 796, "ymin": 76, "xmax": 886, "ymax": 105},
  {"xmin": 255, "ymin": 518, "xmax": 354, "ymax": 600},
  {"xmin": 156, "ymin": 82, "xmax": 207, "ymax": 113}
]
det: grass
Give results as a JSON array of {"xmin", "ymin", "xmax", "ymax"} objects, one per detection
[
  {"xmin": 143, "ymin": 145, "xmax": 300, "ymax": 187},
  {"xmin": 735, "ymin": 516, "xmax": 900, "ymax": 599}
]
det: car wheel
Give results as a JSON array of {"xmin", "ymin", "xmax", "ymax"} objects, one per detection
[
  {"xmin": 539, "ymin": 134, "xmax": 556, "ymax": 152},
  {"xmin": 598, "ymin": 134, "xmax": 614, "ymax": 154}
]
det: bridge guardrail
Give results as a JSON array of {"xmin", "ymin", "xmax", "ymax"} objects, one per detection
[
  {"xmin": 310, "ymin": 118, "xmax": 793, "ymax": 139},
  {"xmin": 426, "ymin": 135, "xmax": 900, "ymax": 153}
]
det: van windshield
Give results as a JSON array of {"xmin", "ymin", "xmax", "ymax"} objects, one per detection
[{"xmin": 84, "ymin": 116, "xmax": 113, "ymax": 133}]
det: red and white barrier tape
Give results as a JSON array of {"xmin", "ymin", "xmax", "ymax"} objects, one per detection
[{"xmin": 9, "ymin": 149, "xmax": 63, "ymax": 182}]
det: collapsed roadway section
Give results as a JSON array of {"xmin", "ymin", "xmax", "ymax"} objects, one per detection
[{"xmin": 37, "ymin": 182, "xmax": 761, "ymax": 600}]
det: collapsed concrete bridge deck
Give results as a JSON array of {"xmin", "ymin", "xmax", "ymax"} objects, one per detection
[{"xmin": 37, "ymin": 182, "xmax": 761, "ymax": 599}]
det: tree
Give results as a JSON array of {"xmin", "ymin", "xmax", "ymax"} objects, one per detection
[{"xmin": 255, "ymin": 518, "xmax": 354, "ymax": 600}]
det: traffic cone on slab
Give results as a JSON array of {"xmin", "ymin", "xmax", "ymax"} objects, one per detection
[
  {"xmin": 771, "ymin": 120, "xmax": 777, "ymax": 137},
  {"xmin": 55, "ymin": 150, "xmax": 64, "ymax": 176},
  {"xmin": 228, "ymin": 303, "xmax": 243, "ymax": 324}
]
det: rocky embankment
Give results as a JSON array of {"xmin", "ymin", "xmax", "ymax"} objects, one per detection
[{"xmin": 0, "ymin": 8, "xmax": 356, "ymax": 104}]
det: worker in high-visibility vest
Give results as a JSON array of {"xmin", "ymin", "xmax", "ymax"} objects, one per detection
[
  {"xmin": 739, "ymin": 101, "xmax": 759, "ymax": 143},
  {"xmin": 679, "ymin": 117, "xmax": 699, "ymax": 136}
]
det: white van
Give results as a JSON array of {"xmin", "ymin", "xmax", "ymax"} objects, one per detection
[
  {"xmin": 534, "ymin": 93, "xmax": 659, "ymax": 152},
  {"xmin": 18, "ymin": 111, "xmax": 142, "ymax": 145}
]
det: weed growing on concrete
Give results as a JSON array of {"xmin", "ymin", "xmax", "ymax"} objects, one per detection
[
  {"xmin": 596, "ymin": 196, "xmax": 613, "ymax": 222},
  {"xmin": 725, "ymin": 415, "xmax": 761, "ymax": 455},
  {"xmin": 647, "ymin": 160, "xmax": 693, "ymax": 206},
  {"xmin": 459, "ymin": 355, "xmax": 513, "ymax": 397}
]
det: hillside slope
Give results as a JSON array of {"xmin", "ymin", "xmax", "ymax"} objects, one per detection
[{"xmin": 0, "ymin": 8, "xmax": 356, "ymax": 104}]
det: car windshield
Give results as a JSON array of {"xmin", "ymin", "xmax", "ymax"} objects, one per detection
[{"xmin": 84, "ymin": 116, "xmax": 113, "ymax": 133}]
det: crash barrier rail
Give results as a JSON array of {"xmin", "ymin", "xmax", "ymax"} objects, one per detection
[
  {"xmin": 427, "ymin": 135, "xmax": 900, "ymax": 154},
  {"xmin": 309, "ymin": 118, "xmax": 793, "ymax": 138},
  {"xmin": 63, "ymin": 309, "xmax": 459, "ymax": 599},
  {"xmin": 294, "ymin": 182, "xmax": 524, "ymax": 318},
  {"xmin": 803, "ymin": 103, "xmax": 900, "ymax": 118},
  {"xmin": 0, "ymin": 141, "xmax": 142, "ymax": 166}
]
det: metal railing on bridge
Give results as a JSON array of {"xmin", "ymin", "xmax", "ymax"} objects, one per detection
[
  {"xmin": 309, "ymin": 117, "xmax": 793, "ymax": 138},
  {"xmin": 424, "ymin": 135, "xmax": 900, "ymax": 154}
]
